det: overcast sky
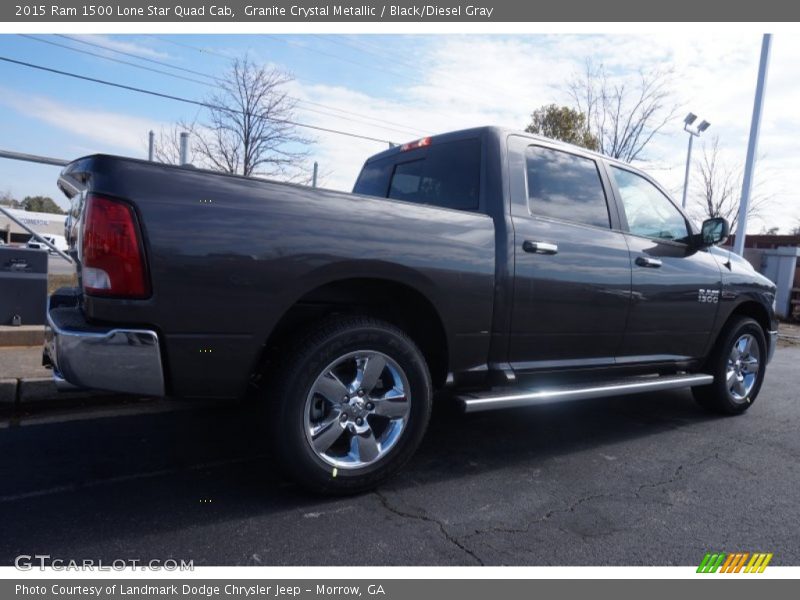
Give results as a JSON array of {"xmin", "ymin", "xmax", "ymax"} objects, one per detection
[{"xmin": 0, "ymin": 33, "xmax": 797, "ymax": 232}]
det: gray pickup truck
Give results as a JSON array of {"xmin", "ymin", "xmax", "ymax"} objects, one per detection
[{"xmin": 45, "ymin": 126, "xmax": 778, "ymax": 493}]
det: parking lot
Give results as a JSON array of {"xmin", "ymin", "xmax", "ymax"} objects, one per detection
[
  {"xmin": 0, "ymin": 346, "xmax": 798, "ymax": 566},
  {"xmin": 47, "ymin": 253, "xmax": 75, "ymax": 277}
]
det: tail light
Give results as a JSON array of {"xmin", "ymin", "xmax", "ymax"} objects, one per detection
[{"xmin": 81, "ymin": 194, "xmax": 150, "ymax": 298}]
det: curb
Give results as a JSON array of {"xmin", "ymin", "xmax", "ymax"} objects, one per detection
[
  {"xmin": 0, "ymin": 376, "xmax": 103, "ymax": 412},
  {"xmin": 0, "ymin": 326, "xmax": 45, "ymax": 347},
  {"xmin": 0, "ymin": 378, "xmax": 16, "ymax": 406}
]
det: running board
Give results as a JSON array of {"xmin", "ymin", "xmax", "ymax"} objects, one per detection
[{"xmin": 457, "ymin": 373, "xmax": 714, "ymax": 413}]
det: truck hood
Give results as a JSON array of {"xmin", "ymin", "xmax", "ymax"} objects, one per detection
[{"xmin": 708, "ymin": 245, "xmax": 776, "ymax": 291}]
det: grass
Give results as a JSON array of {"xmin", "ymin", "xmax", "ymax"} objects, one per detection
[{"xmin": 48, "ymin": 273, "xmax": 78, "ymax": 296}]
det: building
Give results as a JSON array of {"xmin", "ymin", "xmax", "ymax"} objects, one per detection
[
  {"xmin": 725, "ymin": 234, "xmax": 800, "ymax": 321},
  {"xmin": 0, "ymin": 207, "xmax": 67, "ymax": 244}
]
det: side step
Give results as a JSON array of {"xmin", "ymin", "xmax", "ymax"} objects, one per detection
[{"xmin": 457, "ymin": 373, "xmax": 714, "ymax": 413}]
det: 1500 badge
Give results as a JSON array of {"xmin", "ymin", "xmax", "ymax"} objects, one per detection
[{"xmin": 698, "ymin": 289, "xmax": 720, "ymax": 303}]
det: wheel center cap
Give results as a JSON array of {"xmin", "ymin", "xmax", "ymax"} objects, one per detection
[{"xmin": 348, "ymin": 399, "xmax": 367, "ymax": 418}]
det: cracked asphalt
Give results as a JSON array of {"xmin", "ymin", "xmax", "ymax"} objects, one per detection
[{"xmin": 1, "ymin": 347, "xmax": 798, "ymax": 566}]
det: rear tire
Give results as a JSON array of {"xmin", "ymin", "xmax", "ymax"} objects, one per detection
[
  {"xmin": 268, "ymin": 316, "xmax": 432, "ymax": 495},
  {"xmin": 692, "ymin": 317, "xmax": 766, "ymax": 415}
]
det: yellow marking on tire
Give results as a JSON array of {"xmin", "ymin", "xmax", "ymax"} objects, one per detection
[{"xmin": 332, "ymin": 468, "xmax": 338, "ymax": 478}]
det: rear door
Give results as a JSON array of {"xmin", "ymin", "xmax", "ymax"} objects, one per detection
[
  {"xmin": 506, "ymin": 136, "xmax": 632, "ymax": 372},
  {"xmin": 606, "ymin": 164, "xmax": 723, "ymax": 361}
]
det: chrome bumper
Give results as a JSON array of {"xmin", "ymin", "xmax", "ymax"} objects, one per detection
[
  {"xmin": 44, "ymin": 305, "xmax": 165, "ymax": 397},
  {"xmin": 767, "ymin": 330, "xmax": 778, "ymax": 364}
]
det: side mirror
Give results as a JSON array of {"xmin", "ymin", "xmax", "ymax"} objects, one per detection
[{"xmin": 699, "ymin": 217, "xmax": 730, "ymax": 248}]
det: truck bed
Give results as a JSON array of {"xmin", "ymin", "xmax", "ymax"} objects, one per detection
[{"xmin": 59, "ymin": 155, "xmax": 497, "ymax": 398}]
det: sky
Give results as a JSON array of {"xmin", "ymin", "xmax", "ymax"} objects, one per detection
[{"xmin": 0, "ymin": 32, "xmax": 797, "ymax": 232}]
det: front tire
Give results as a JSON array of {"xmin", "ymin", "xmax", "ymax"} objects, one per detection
[
  {"xmin": 693, "ymin": 317, "xmax": 767, "ymax": 415},
  {"xmin": 269, "ymin": 316, "xmax": 432, "ymax": 494}
]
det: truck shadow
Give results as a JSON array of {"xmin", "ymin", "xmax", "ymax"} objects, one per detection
[{"xmin": 0, "ymin": 389, "xmax": 719, "ymax": 564}]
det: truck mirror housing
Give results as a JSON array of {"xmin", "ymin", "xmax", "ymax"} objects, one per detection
[{"xmin": 700, "ymin": 217, "xmax": 730, "ymax": 247}]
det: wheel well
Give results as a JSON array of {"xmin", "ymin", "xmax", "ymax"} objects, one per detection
[
  {"xmin": 700, "ymin": 301, "xmax": 771, "ymax": 366},
  {"xmin": 727, "ymin": 300, "xmax": 771, "ymax": 335},
  {"xmin": 259, "ymin": 278, "xmax": 449, "ymax": 389}
]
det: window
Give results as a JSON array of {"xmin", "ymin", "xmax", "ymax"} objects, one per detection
[
  {"xmin": 611, "ymin": 167, "xmax": 689, "ymax": 242},
  {"xmin": 388, "ymin": 160, "xmax": 424, "ymax": 200},
  {"xmin": 525, "ymin": 146, "xmax": 610, "ymax": 228},
  {"xmin": 353, "ymin": 160, "xmax": 392, "ymax": 198},
  {"xmin": 353, "ymin": 138, "xmax": 481, "ymax": 211}
]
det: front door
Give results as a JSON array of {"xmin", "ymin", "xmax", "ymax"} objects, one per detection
[{"xmin": 607, "ymin": 165, "xmax": 723, "ymax": 361}]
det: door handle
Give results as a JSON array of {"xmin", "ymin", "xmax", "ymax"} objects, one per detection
[
  {"xmin": 523, "ymin": 240, "xmax": 558, "ymax": 255},
  {"xmin": 635, "ymin": 256, "xmax": 662, "ymax": 268}
]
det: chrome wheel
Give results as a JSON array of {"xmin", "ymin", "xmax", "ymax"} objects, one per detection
[
  {"xmin": 727, "ymin": 333, "xmax": 761, "ymax": 403},
  {"xmin": 303, "ymin": 350, "xmax": 411, "ymax": 470}
]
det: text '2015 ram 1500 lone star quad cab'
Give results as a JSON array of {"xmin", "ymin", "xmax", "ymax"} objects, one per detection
[{"xmin": 44, "ymin": 127, "xmax": 778, "ymax": 494}]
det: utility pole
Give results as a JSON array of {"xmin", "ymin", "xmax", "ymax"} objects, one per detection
[
  {"xmin": 312, "ymin": 161, "xmax": 318, "ymax": 188},
  {"xmin": 179, "ymin": 132, "xmax": 189, "ymax": 166},
  {"xmin": 734, "ymin": 34, "xmax": 772, "ymax": 256},
  {"xmin": 148, "ymin": 130, "xmax": 154, "ymax": 161}
]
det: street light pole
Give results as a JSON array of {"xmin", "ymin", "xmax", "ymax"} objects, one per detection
[
  {"xmin": 680, "ymin": 113, "xmax": 711, "ymax": 209},
  {"xmin": 733, "ymin": 33, "xmax": 772, "ymax": 257},
  {"xmin": 681, "ymin": 133, "xmax": 694, "ymax": 209}
]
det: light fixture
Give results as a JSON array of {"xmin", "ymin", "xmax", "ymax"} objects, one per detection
[{"xmin": 681, "ymin": 113, "xmax": 712, "ymax": 208}]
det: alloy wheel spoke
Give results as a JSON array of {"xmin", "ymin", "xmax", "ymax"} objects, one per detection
[
  {"xmin": 311, "ymin": 414, "xmax": 345, "ymax": 453},
  {"xmin": 315, "ymin": 372, "xmax": 349, "ymax": 403},
  {"xmin": 733, "ymin": 378, "xmax": 747, "ymax": 398},
  {"xmin": 372, "ymin": 387, "xmax": 408, "ymax": 418},
  {"xmin": 726, "ymin": 368, "xmax": 738, "ymax": 386},
  {"xmin": 354, "ymin": 355, "xmax": 386, "ymax": 394},
  {"xmin": 352, "ymin": 428, "xmax": 380, "ymax": 463},
  {"xmin": 736, "ymin": 337, "xmax": 749, "ymax": 356},
  {"xmin": 741, "ymin": 357, "xmax": 759, "ymax": 374},
  {"xmin": 743, "ymin": 335, "xmax": 754, "ymax": 355}
]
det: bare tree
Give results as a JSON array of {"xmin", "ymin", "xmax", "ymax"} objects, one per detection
[
  {"xmin": 567, "ymin": 60, "xmax": 677, "ymax": 162},
  {"xmin": 692, "ymin": 136, "xmax": 770, "ymax": 232},
  {"xmin": 188, "ymin": 57, "xmax": 310, "ymax": 178}
]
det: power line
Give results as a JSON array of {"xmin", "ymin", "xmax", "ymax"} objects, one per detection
[
  {"xmin": 19, "ymin": 35, "xmax": 212, "ymax": 87},
  {"xmin": 56, "ymin": 34, "xmax": 221, "ymax": 82},
  {"xmin": 321, "ymin": 34, "xmax": 483, "ymax": 98},
  {"xmin": 24, "ymin": 35, "xmax": 425, "ymax": 138},
  {"xmin": 0, "ymin": 55, "xmax": 396, "ymax": 145},
  {"xmin": 151, "ymin": 35, "xmax": 430, "ymax": 136},
  {"xmin": 155, "ymin": 35, "xmax": 234, "ymax": 61},
  {"xmin": 258, "ymin": 35, "xmax": 466, "ymax": 126}
]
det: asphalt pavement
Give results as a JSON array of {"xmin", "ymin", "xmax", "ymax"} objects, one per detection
[{"xmin": 1, "ymin": 347, "xmax": 798, "ymax": 566}]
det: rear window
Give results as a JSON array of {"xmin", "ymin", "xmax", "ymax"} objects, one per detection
[
  {"xmin": 526, "ymin": 145, "xmax": 610, "ymax": 229},
  {"xmin": 352, "ymin": 160, "xmax": 393, "ymax": 198},
  {"xmin": 353, "ymin": 138, "xmax": 481, "ymax": 212}
]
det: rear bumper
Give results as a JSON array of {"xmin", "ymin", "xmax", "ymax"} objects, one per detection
[
  {"xmin": 44, "ymin": 297, "xmax": 165, "ymax": 397},
  {"xmin": 767, "ymin": 329, "xmax": 778, "ymax": 364}
]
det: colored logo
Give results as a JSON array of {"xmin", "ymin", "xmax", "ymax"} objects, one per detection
[{"xmin": 697, "ymin": 552, "xmax": 773, "ymax": 573}]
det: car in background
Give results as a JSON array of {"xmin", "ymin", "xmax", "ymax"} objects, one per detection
[{"xmin": 27, "ymin": 234, "xmax": 68, "ymax": 253}]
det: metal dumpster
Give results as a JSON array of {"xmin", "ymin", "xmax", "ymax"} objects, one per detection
[{"xmin": 0, "ymin": 247, "xmax": 48, "ymax": 325}]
